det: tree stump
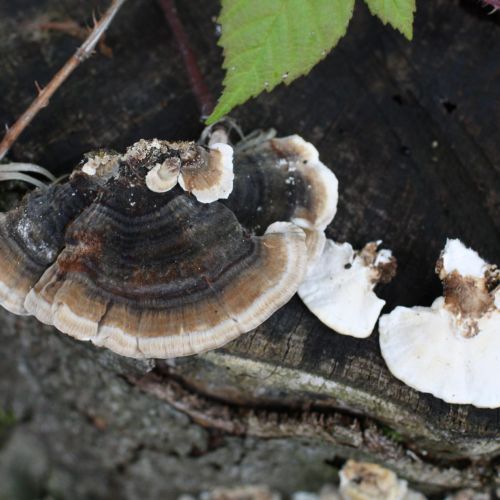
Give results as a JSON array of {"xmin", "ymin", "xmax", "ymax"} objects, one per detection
[{"xmin": 0, "ymin": 0, "xmax": 498, "ymax": 498}]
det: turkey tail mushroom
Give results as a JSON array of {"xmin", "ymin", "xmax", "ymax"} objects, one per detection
[{"xmin": 0, "ymin": 139, "xmax": 307, "ymax": 359}]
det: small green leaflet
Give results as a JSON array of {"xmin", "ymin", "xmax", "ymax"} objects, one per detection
[
  {"xmin": 364, "ymin": 0, "xmax": 416, "ymax": 40},
  {"xmin": 206, "ymin": 0, "xmax": 415, "ymax": 124},
  {"xmin": 206, "ymin": 0, "xmax": 355, "ymax": 124}
]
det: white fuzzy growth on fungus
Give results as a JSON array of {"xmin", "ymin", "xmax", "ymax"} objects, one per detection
[{"xmin": 81, "ymin": 153, "xmax": 119, "ymax": 177}]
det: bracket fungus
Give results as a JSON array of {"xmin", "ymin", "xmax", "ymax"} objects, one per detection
[
  {"xmin": 0, "ymin": 179, "xmax": 95, "ymax": 315},
  {"xmin": 298, "ymin": 241, "xmax": 397, "ymax": 338},
  {"xmin": 0, "ymin": 138, "xmax": 308, "ymax": 358},
  {"xmin": 224, "ymin": 134, "xmax": 338, "ymax": 236},
  {"xmin": 379, "ymin": 239, "xmax": 500, "ymax": 408},
  {"xmin": 136, "ymin": 139, "xmax": 234, "ymax": 203},
  {"xmin": 223, "ymin": 132, "xmax": 397, "ymax": 339},
  {"xmin": 0, "ymin": 129, "xmax": 350, "ymax": 359}
]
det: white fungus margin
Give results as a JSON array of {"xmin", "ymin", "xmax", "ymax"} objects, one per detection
[
  {"xmin": 379, "ymin": 239, "xmax": 500, "ymax": 408},
  {"xmin": 298, "ymin": 240, "xmax": 396, "ymax": 338}
]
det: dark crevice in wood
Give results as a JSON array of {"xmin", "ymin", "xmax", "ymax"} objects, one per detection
[{"xmin": 441, "ymin": 99, "xmax": 457, "ymax": 114}]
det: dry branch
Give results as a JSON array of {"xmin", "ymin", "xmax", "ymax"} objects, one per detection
[{"xmin": 0, "ymin": 0, "xmax": 127, "ymax": 161}]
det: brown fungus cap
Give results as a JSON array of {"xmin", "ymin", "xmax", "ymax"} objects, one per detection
[
  {"xmin": 0, "ymin": 139, "xmax": 307, "ymax": 359},
  {"xmin": 131, "ymin": 139, "xmax": 234, "ymax": 203},
  {"xmin": 178, "ymin": 142, "xmax": 234, "ymax": 203},
  {"xmin": 223, "ymin": 135, "xmax": 338, "ymax": 235},
  {"xmin": 0, "ymin": 177, "xmax": 97, "ymax": 314}
]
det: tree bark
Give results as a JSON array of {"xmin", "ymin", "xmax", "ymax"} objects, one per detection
[{"xmin": 0, "ymin": 0, "xmax": 499, "ymax": 498}]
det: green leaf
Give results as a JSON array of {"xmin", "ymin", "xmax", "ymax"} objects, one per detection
[
  {"xmin": 206, "ymin": 0, "xmax": 355, "ymax": 124},
  {"xmin": 364, "ymin": 0, "xmax": 415, "ymax": 40}
]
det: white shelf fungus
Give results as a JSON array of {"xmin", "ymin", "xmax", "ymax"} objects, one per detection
[
  {"xmin": 298, "ymin": 240, "xmax": 396, "ymax": 338},
  {"xmin": 379, "ymin": 239, "xmax": 500, "ymax": 408}
]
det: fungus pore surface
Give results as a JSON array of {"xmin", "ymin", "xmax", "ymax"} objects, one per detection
[
  {"xmin": 379, "ymin": 239, "xmax": 500, "ymax": 408},
  {"xmin": 298, "ymin": 240, "xmax": 397, "ymax": 338}
]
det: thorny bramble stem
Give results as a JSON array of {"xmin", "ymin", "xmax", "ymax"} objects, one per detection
[
  {"xmin": 157, "ymin": 0, "xmax": 215, "ymax": 118},
  {"xmin": 0, "ymin": 0, "xmax": 127, "ymax": 162},
  {"xmin": 38, "ymin": 21, "xmax": 113, "ymax": 58}
]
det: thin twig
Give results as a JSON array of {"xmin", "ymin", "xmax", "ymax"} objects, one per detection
[
  {"xmin": 157, "ymin": 0, "xmax": 215, "ymax": 118},
  {"xmin": 38, "ymin": 20, "xmax": 113, "ymax": 57},
  {"xmin": 0, "ymin": 0, "xmax": 127, "ymax": 162}
]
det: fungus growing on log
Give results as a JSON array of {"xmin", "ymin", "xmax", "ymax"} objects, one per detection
[
  {"xmin": 298, "ymin": 240, "xmax": 397, "ymax": 338},
  {"xmin": 0, "ymin": 131, "xmax": 350, "ymax": 359},
  {"xmin": 221, "ymin": 132, "xmax": 397, "ymax": 338},
  {"xmin": 178, "ymin": 142, "xmax": 234, "ymax": 203},
  {"xmin": 223, "ymin": 134, "xmax": 338, "ymax": 236},
  {"xmin": 0, "ymin": 176, "xmax": 97, "ymax": 315},
  {"xmin": 379, "ymin": 239, "xmax": 500, "ymax": 408},
  {"xmin": 0, "ymin": 139, "xmax": 307, "ymax": 358},
  {"xmin": 135, "ymin": 139, "xmax": 234, "ymax": 202}
]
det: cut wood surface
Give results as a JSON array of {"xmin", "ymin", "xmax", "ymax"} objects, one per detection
[{"xmin": 0, "ymin": 0, "xmax": 498, "ymax": 498}]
